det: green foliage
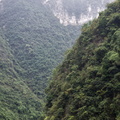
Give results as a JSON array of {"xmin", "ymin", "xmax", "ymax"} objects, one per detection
[
  {"xmin": 0, "ymin": 0, "xmax": 80, "ymax": 99},
  {"xmin": 95, "ymin": 46, "xmax": 107, "ymax": 62},
  {"xmin": 0, "ymin": 33, "xmax": 44, "ymax": 119},
  {"xmin": 0, "ymin": 0, "xmax": 81, "ymax": 119},
  {"xmin": 45, "ymin": 1, "xmax": 120, "ymax": 120}
]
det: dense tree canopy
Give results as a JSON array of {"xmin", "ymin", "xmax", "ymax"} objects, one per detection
[
  {"xmin": 45, "ymin": 0, "xmax": 120, "ymax": 120},
  {"xmin": 0, "ymin": 0, "xmax": 80, "ymax": 119}
]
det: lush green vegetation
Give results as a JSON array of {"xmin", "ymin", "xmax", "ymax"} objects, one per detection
[
  {"xmin": 45, "ymin": 0, "xmax": 120, "ymax": 120},
  {"xmin": 0, "ymin": 0, "xmax": 80, "ymax": 119},
  {"xmin": 0, "ymin": 0, "xmax": 80, "ymax": 98},
  {"xmin": 0, "ymin": 0, "xmax": 118, "ymax": 119},
  {"xmin": 0, "ymin": 30, "xmax": 44, "ymax": 119}
]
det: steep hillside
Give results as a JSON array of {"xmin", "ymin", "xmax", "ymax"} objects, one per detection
[
  {"xmin": 0, "ymin": 29, "xmax": 44, "ymax": 119},
  {"xmin": 45, "ymin": 0, "xmax": 120, "ymax": 120},
  {"xmin": 0, "ymin": 0, "xmax": 80, "ymax": 119},
  {"xmin": 0, "ymin": 0, "xmax": 80, "ymax": 99}
]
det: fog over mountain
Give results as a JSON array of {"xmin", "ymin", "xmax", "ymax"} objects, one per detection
[{"xmin": 43, "ymin": 0, "xmax": 115, "ymax": 25}]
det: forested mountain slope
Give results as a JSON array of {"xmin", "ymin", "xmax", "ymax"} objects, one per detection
[
  {"xmin": 0, "ymin": 29, "xmax": 44, "ymax": 119},
  {"xmin": 0, "ymin": 0, "xmax": 80, "ymax": 119},
  {"xmin": 0, "ymin": 0, "xmax": 80, "ymax": 98},
  {"xmin": 45, "ymin": 0, "xmax": 120, "ymax": 120}
]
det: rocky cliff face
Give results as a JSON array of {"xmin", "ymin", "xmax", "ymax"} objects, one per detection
[{"xmin": 43, "ymin": 0, "xmax": 115, "ymax": 25}]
